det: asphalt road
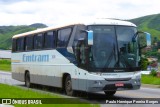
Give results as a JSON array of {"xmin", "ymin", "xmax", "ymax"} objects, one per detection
[{"xmin": 0, "ymin": 71, "xmax": 160, "ymax": 107}]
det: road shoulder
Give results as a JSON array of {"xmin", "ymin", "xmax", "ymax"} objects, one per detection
[{"xmin": 142, "ymin": 84, "xmax": 160, "ymax": 88}]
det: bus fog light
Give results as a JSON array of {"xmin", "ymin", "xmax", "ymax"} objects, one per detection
[
  {"xmin": 94, "ymin": 81, "xmax": 102, "ymax": 85},
  {"xmin": 99, "ymin": 81, "xmax": 102, "ymax": 85},
  {"xmin": 134, "ymin": 81, "xmax": 137, "ymax": 84}
]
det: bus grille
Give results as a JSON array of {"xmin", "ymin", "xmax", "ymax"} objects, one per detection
[{"xmin": 105, "ymin": 78, "xmax": 131, "ymax": 81}]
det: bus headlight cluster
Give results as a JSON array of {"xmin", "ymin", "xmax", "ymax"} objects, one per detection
[
  {"xmin": 136, "ymin": 75, "xmax": 141, "ymax": 79},
  {"xmin": 132, "ymin": 72, "xmax": 141, "ymax": 79},
  {"xmin": 134, "ymin": 78, "xmax": 141, "ymax": 84}
]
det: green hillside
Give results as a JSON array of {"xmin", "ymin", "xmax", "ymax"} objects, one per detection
[
  {"xmin": 0, "ymin": 23, "xmax": 47, "ymax": 49},
  {"xmin": 129, "ymin": 14, "xmax": 160, "ymax": 40}
]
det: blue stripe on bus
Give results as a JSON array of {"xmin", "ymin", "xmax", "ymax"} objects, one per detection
[{"xmin": 56, "ymin": 48, "xmax": 77, "ymax": 65}]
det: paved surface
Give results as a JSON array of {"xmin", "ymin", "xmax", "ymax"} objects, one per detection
[
  {"xmin": 0, "ymin": 71, "xmax": 24, "ymax": 85},
  {"xmin": 0, "ymin": 104, "xmax": 13, "ymax": 107},
  {"xmin": 0, "ymin": 71, "xmax": 160, "ymax": 107}
]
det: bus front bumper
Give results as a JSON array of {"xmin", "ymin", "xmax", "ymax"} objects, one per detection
[{"xmin": 87, "ymin": 78, "xmax": 141, "ymax": 92}]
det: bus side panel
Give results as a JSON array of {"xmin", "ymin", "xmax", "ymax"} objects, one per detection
[
  {"xmin": 60, "ymin": 65, "xmax": 79, "ymax": 90},
  {"xmin": 26, "ymin": 50, "xmax": 62, "ymax": 87},
  {"xmin": 77, "ymin": 68, "xmax": 88, "ymax": 91},
  {"xmin": 12, "ymin": 69, "xmax": 25, "ymax": 82},
  {"xmin": 30, "ymin": 65, "xmax": 58, "ymax": 87},
  {"xmin": 12, "ymin": 49, "xmax": 89, "ymax": 91},
  {"xmin": 12, "ymin": 53, "xmax": 26, "ymax": 82}
]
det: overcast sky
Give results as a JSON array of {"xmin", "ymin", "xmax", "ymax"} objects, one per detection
[{"xmin": 0, "ymin": 0, "xmax": 160, "ymax": 26}]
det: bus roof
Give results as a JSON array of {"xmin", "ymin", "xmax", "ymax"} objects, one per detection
[
  {"xmin": 85, "ymin": 18, "xmax": 136, "ymax": 26},
  {"xmin": 12, "ymin": 19, "xmax": 136, "ymax": 39}
]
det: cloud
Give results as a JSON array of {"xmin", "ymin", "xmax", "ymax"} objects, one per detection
[{"xmin": 0, "ymin": 0, "xmax": 160, "ymax": 26}]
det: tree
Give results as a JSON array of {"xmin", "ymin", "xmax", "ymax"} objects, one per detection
[{"xmin": 140, "ymin": 57, "xmax": 149, "ymax": 70}]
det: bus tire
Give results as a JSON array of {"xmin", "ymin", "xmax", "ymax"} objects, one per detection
[
  {"xmin": 104, "ymin": 91, "xmax": 116, "ymax": 96},
  {"xmin": 65, "ymin": 75, "xmax": 74, "ymax": 96},
  {"xmin": 25, "ymin": 72, "xmax": 32, "ymax": 88}
]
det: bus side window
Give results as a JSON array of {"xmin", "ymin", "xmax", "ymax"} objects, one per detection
[
  {"xmin": 16, "ymin": 37, "xmax": 24, "ymax": 52},
  {"xmin": 25, "ymin": 35, "xmax": 33, "ymax": 51},
  {"xmin": 34, "ymin": 33, "xmax": 44, "ymax": 50},
  {"xmin": 57, "ymin": 28, "xmax": 72, "ymax": 47},
  {"xmin": 12, "ymin": 39, "xmax": 17, "ymax": 52},
  {"xmin": 44, "ymin": 31, "xmax": 56, "ymax": 49}
]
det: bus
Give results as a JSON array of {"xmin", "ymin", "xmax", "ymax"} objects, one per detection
[{"xmin": 12, "ymin": 19, "xmax": 151, "ymax": 96}]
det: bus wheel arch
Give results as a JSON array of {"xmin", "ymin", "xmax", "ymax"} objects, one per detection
[
  {"xmin": 62, "ymin": 73, "xmax": 74, "ymax": 96},
  {"xmin": 25, "ymin": 70, "xmax": 32, "ymax": 88}
]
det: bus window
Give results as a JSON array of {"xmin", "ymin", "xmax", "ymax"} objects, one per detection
[
  {"xmin": 57, "ymin": 28, "xmax": 72, "ymax": 47},
  {"xmin": 12, "ymin": 39, "xmax": 16, "ymax": 52},
  {"xmin": 25, "ymin": 35, "xmax": 33, "ymax": 51},
  {"xmin": 34, "ymin": 33, "xmax": 44, "ymax": 50},
  {"xmin": 44, "ymin": 31, "xmax": 56, "ymax": 49},
  {"xmin": 16, "ymin": 37, "xmax": 24, "ymax": 52}
]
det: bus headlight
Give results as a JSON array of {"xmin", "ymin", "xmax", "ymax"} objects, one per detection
[
  {"xmin": 134, "ymin": 80, "xmax": 137, "ymax": 84},
  {"xmin": 132, "ymin": 71, "xmax": 141, "ymax": 79}
]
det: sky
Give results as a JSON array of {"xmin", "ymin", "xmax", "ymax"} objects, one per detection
[{"xmin": 0, "ymin": 0, "xmax": 160, "ymax": 26}]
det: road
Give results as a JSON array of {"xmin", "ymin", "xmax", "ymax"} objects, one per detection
[
  {"xmin": 0, "ymin": 71, "xmax": 160, "ymax": 107},
  {"xmin": 0, "ymin": 71, "xmax": 24, "ymax": 85}
]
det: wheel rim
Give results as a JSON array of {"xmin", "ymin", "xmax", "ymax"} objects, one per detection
[
  {"xmin": 66, "ymin": 80, "xmax": 72, "ymax": 92},
  {"xmin": 65, "ymin": 76, "xmax": 73, "ymax": 95}
]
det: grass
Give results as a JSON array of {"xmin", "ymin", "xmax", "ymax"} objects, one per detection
[
  {"xmin": 141, "ymin": 74, "xmax": 160, "ymax": 85},
  {"xmin": 0, "ymin": 59, "xmax": 11, "ymax": 71},
  {"xmin": 0, "ymin": 83, "xmax": 99, "ymax": 107}
]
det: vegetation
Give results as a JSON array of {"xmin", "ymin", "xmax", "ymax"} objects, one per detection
[
  {"xmin": 150, "ymin": 69, "xmax": 157, "ymax": 77},
  {"xmin": 140, "ymin": 57, "xmax": 149, "ymax": 70},
  {"xmin": 0, "ymin": 83, "xmax": 98, "ymax": 107},
  {"xmin": 0, "ymin": 23, "xmax": 47, "ymax": 49},
  {"xmin": 141, "ymin": 74, "xmax": 160, "ymax": 85},
  {"xmin": 128, "ymin": 14, "xmax": 160, "ymax": 64},
  {"xmin": 129, "ymin": 14, "xmax": 160, "ymax": 41},
  {"xmin": 0, "ymin": 59, "xmax": 11, "ymax": 71}
]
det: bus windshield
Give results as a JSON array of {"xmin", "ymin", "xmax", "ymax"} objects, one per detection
[{"xmin": 88, "ymin": 25, "xmax": 138, "ymax": 69}]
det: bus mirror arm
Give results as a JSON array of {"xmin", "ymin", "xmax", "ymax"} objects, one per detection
[
  {"xmin": 133, "ymin": 31, "xmax": 151, "ymax": 48},
  {"xmin": 132, "ymin": 31, "xmax": 144, "ymax": 42},
  {"xmin": 80, "ymin": 29, "xmax": 87, "ymax": 33}
]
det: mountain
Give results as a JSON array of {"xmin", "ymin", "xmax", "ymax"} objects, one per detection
[
  {"xmin": 129, "ymin": 14, "xmax": 160, "ymax": 39},
  {"xmin": 29, "ymin": 23, "xmax": 47, "ymax": 28},
  {"xmin": 0, "ymin": 23, "xmax": 47, "ymax": 49}
]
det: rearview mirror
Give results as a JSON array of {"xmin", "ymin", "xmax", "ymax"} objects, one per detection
[
  {"xmin": 87, "ymin": 30, "xmax": 93, "ymax": 45},
  {"xmin": 138, "ymin": 31, "xmax": 151, "ymax": 49},
  {"xmin": 144, "ymin": 32, "xmax": 151, "ymax": 46}
]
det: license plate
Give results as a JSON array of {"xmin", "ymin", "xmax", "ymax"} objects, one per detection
[{"xmin": 115, "ymin": 83, "xmax": 124, "ymax": 87}]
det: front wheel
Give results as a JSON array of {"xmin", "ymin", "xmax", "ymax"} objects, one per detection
[
  {"xmin": 65, "ymin": 75, "xmax": 74, "ymax": 96},
  {"xmin": 104, "ymin": 91, "xmax": 116, "ymax": 96}
]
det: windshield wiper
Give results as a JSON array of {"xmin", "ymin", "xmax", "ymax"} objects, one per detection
[
  {"xmin": 104, "ymin": 44, "xmax": 116, "ymax": 68},
  {"xmin": 120, "ymin": 55, "xmax": 132, "ymax": 67}
]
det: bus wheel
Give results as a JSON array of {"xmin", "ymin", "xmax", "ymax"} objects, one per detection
[
  {"xmin": 25, "ymin": 72, "xmax": 31, "ymax": 88},
  {"xmin": 104, "ymin": 91, "xmax": 116, "ymax": 96},
  {"xmin": 65, "ymin": 75, "xmax": 74, "ymax": 96}
]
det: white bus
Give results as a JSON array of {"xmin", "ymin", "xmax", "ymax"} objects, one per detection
[{"xmin": 12, "ymin": 19, "xmax": 151, "ymax": 96}]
